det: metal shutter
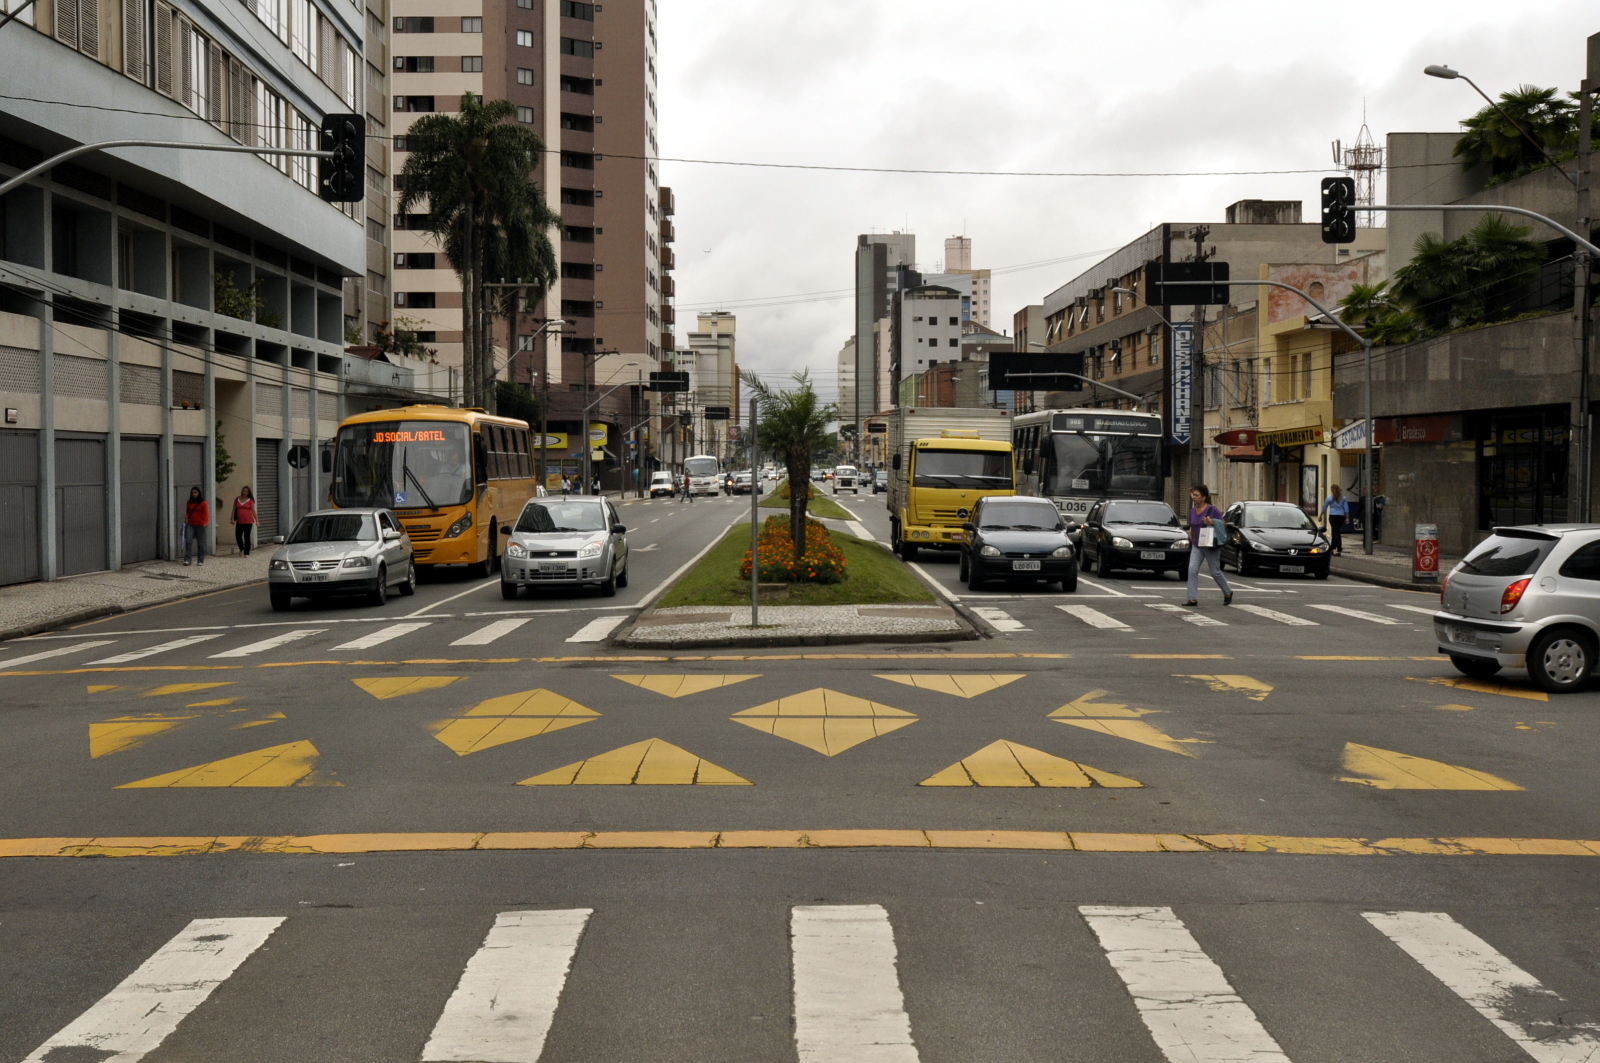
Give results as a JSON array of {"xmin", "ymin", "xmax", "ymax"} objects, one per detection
[
  {"xmin": 178, "ymin": 16, "xmax": 193, "ymax": 110},
  {"xmin": 207, "ymin": 40, "xmax": 224, "ymax": 125},
  {"xmin": 120, "ymin": 437, "xmax": 160, "ymax": 564},
  {"xmin": 153, "ymin": 1, "xmax": 172, "ymax": 96},
  {"xmin": 0, "ymin": 429, "xmax": 40, "ymax": 586},
  {"xmin": 122, "ymin": 0, "xmax": 145, "ymax": 80},
  {"xmin": 228, "ymin": 58, "xmax": 250, "ymax": 143},
  {"xmin": 54, "ymin": 0, "xmax": 79, "ymax": 50},
  {"xmin": 254, "ymin": 439, "xmax": 279, "ymax": 539},
  {"xmin": 55, "ymin": 436, "xmax": 107, "ymax": 577},
  {"xmin": 77, "ymin": 0, "xmax": 98, "ymax": 58}
]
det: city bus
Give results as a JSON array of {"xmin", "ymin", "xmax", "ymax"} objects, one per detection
[
  {"xmin": 1011, "ymin": 409, "xmax": 1165, "ymax": 528},
  {"xmin": 683, "ymin": 454, "xmax": 722, "ymax": 497},
  {"xmin": 330, "ymin": 405, "xmax": 536, "ymax": 575}
]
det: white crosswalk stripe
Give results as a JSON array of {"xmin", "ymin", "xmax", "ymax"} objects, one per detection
[
  {"xmin": 567, "ymin": 615, "xmax": 629, "ymax": 643},
  {"xmin": 450, "ymin": 618, "xmax": 532, "ymax": 646},
  {"xmin": 1233, "ymin": 603, "xmax": 1319, "ymax": 626},
  {"xmin": 1081, "ymin": 905, "xmax": 1291, "ymax": 1063},
  {"xmin": 208, "ymin": 628, "xmax": 325, "ymax": 658},
  {"xmin": 1363, "ymin": 910, "xmax": 1600, "ymax": 1063},
  {"xmin": 1386, "ymin": 603, "xmax": 1440, "ymax": 616},
  {"xmin": 1308, "ymin": 604, "xmax": 1405, "ymax": 625},
  {"xmin": 972, "ymin": 607, "xmax": 1028, "ymax": 632},
  {"xmin": 792, "ymin": 905, "xmax": 920, "ymax": 1063},
  {"xmin": 423, "ymin": 909, "xmax": 592, "ymax": 1062},
  {"xmin": 23, "ymin": 917, "xmax": 283, "ymax": 1062},
  {"xmin": 331, "ymin": 622, "xmax": 433, "ymax": 650},
  {"xmin": 1147, "ymin": 602, "xmax": 1227, "ymax": 626},
  {"xmin": 0, "ymin": 639, "xmax": 117, "ymax": 669},
  {"xmin": 90, "ymin": 633, "xmax": 224, "ymax": 663},
  {"xmin": 1058, "ymin": 603, "xmax": 1131, "ymax": 629}
]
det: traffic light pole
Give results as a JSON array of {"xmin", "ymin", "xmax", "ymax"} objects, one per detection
[{"xmin": 0, "ymin": 140, "xmax": 332, "ymax": 200}]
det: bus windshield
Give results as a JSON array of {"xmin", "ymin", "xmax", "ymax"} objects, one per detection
[
  {"xmin": 684, "ymin": 457, "xmax": 720, "ymax": 478},
  {"xmin": 332, "ymin": 421, "xmax": 473, "ymax": 511},
  {"xmin": 913, "ymin": 449, "xmax": 1013, "ymax": 489},
  {"xmin": 1045, "ymin": 432, "xmax": 1160, "ymax": 497}
]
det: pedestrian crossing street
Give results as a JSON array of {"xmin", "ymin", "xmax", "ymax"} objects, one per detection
[{"xmin": 12, "ymin": 901, "xmax": 1596, "ymax": 1062}]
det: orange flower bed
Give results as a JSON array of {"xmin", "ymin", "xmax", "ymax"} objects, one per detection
[{"xmin": 740, "ymin": 515, "xmax": 848, "ymax": 584}]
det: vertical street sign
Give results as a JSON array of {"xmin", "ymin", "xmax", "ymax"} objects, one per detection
[{"xmin": 1170, "ymin": 322, "xmax": 1194, "ymax": 446}]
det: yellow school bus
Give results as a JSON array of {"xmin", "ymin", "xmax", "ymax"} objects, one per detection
[{"xmin": 331, "ymin": 405, "xmax": 535, "ymax": 574}]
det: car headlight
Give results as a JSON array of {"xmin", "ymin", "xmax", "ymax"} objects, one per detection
[
  {"xmin": 1172, "ymin": 539, "xmax": 1190, "ymax": 549},
  {"xmin": 342, "ymin": 555, "xmax": 372, "ymax": 568},
  {"xmin": 1112, "ymin": 536, "xmax": 1133, "ymax": 549},
  {"xmin": 1051, "ymin": 546, "xmax": 1074, "ymax": 558},
  {"xmin": 980, "ymin": 545, "xmax": 1001, "ymax": 557},
  {"xmin": 1308, "ymin": 546, "xmax": 1323, "ymax": 554},
  {"xmin": 444, "ymin": 512, "xmax": 473, "ymax": 538},
  {"xmin": 506, "ymin": 541, "xmax": 527, "ymax": 558},
  {"xmin": 270, "ymin": 559, "xmax": 288, "ymax": 571},
  {"xmin": 578, "ymin": 541, "xmax": 604, "ymax": 559},
  {"xmin": 1247, "ymin": 537, "xmax": 1269, "ymax": 551}
]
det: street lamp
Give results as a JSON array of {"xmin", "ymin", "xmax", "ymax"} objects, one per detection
[
  {"xmin": 1424, "ymin": 64, "xmax": 1579, "ymax": 188},
  {"xmin": 581, "ymin": 361, "xmax": 639, "ymax": 496}
]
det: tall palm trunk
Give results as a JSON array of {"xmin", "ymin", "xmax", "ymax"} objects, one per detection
[
  {"xmin": 460, "ymin": 221, "xmax": 478, "ymax": 407},
  {"xmin": 787, "ymin": 451, "xmax": 809, "ymax": 561}
]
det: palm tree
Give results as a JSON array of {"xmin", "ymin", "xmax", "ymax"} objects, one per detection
[
  {"xmin": 397, "ymin": 94, "xmax": 560, "ymax": 409},
  {"xmin": 1339, "ymin": 281, "xmax": 1422, "ymax": 347},
  {"xmin": 741, "ymin": 369, "xmax": 837, "ymax": 560},
  {"xmin": 1454, "ymin": 85, "xmax": 1576, "ymax": 179},
  {"xmin": 1392, "ymin": 232, "xmax": 1471, "ymax": 331}
]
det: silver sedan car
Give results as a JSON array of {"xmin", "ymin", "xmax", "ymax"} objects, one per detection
[
  {"xmin": 500, "ymin": 497, "xmax": 629, "ymax": 599},
  {"xmin": 1434, "ymin": 524, "xmax": 1600, "ymax": 692},
  {"xmin": 268, "ymin": 508, "xmax": 416, "ymax": 611}
]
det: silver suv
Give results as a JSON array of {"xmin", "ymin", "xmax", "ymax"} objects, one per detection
[{"xmin": 1434, "ymin": 524, "xmax": 1600, "ymax": 692}]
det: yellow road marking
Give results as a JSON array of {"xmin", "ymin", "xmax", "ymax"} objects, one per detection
[
  {"xmin": 143, "ymin": 682, "xmax": 233, "ymax": 697},
  {"xmin": 518, "ymin": 739, "xmax": 750, "ymax": 785},
  {"xmin": 1054, "ymin": 718, "xmax": 1202, "ymax": 757},
  {"xmin": 1179, "ymin": 674, "xmax": 1274, "ymax": 701},
  {"xmin": 186, "ymin": 697, "xmax": 237, "ymax": 707},
  {"xmin": 734, "ymin": 688, "xmax": 913, "ymax": 718},
  {"xmin": 1339, "ymin": 742, "xmax": 1523, "ymax": 791},
  {"xmin": 352, "ymin": 676, "xmax": 463, "ymax": 700},
  {"xmin": 611, "ymin": 674, "xmax": 762, "ymax": 698},
  {"xmin": 1050, "ymin": 690, "xmax": 1156, "ymax": 719},
  {"xmin": 232, "ymin": 712, "xmax": 286, "ymax": 730},
  {"xmin": 1125, "ymin": 654, "xmax": 1233, "ymax": 659},
  {"xmin": 919, "ymin": 740, "xmax": 1142, "ymax": 788},
  {"xmin": 89, "ymin": 717, "xmax": 195, "ymax": 758},
  {"xmin": 1409, "ymin": 676, "xmax": 1549, "ymax": 702},
  {"xmin": 1437, "ymin": 703, "xmax": 1476, "ymax": 712},
  {"xmin": 463, "ymin": 689, "xmax": 598, "ymax": 717},
  {"xmin": 4, "ymin": 831, "xmax": 1599, "ymax": 857},
  {"xmin": 432, "ymin": 716, "xmax": 592, "ymax": 755},
  {"xmin": 731, "ymin": 688, "xmax": 917, "ymax": 755},
  {"xmin": 116, "ymin": 740, "xmax": 334, "ymax": 788},
  {"xmin": 873, "ymin": 674, "xmax": 1027, "ymax": 698},
  {"xmin": 87, "ymin": 685, "xmax": 117, "ymax": 693}
]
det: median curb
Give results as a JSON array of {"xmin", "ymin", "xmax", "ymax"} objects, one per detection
[{"xmin": 614, "ymin": 626, "xmax": 979, "ymax": 650}]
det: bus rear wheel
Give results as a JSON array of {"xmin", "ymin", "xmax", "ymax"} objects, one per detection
[{"xmin": 468, "ymin": 525, "xmax": 499, "ymax": 579}]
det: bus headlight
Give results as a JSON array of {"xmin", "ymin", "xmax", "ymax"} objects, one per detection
[
  {"xmin": 444, "ymin": 513, "xmax": 473, "ymax": 538},
  {"xmin": 506, "ymin": 541, "xmax": 528, "ymax": 558}
]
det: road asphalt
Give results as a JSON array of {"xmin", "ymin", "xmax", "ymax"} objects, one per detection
[{"xmin": 3, "ymin": 487, "xmax": 1598, "ymax": 1062}]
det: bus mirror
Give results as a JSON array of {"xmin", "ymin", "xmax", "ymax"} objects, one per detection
[
  {"xmin": 892, "ymin": 453, "xmax": 901, "ymax": 471},
  {"xmin": 321, "ymin": 449, "xmax": 333, "ymax": 474}
]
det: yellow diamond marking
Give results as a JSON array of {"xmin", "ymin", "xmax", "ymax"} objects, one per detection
[
  {"xmin": 117, "ymin": 740, "xmax": 335, "ymax": 787},
  {"xmin": 462, "ymin": 689, "xmax": 599, "ymax": 717},
  {"xmin": 1053, "ymin": 718, "xmax": 1200, "ymax": 757},
  {"xmin": 873, "ymin": 674, "xmax": 1027, "ymax": 698},
  {"xmin": 1339, "ymin": 742, "xmax": 1523, "ymax": 790},
  {"xmin": 733, "ymin": 715, "xmax": 916, "ymax": 756},
  {"xmin": 733, "ymin": 688, "xmax": 914, "ymax": 718},
  {"xmin": 1049, "ymin": 690, "xmax": 1158, "ymax": 719},
  {"xmin": 432, "ymin": 716, "xmax": 594, "ymax": 755},
  {"xmin": 142, "ymin": 682, "xmax": 234, "ymax": 698},
  {"xmin": 1408, "ymin": 676, "xmax": 1548, "ymax": 702},
  {"xmin": 1178, "ymin": 675, "xmax": 1273, "ymax": 701},
  {"xmin": 920, "ymin": 740, "xmax": 1143, "ymax": 787},
  {"xmin": 186, "ymin": 698, "xmax": 238, "ymax": 708},
  {"xmin": 612, "ymin": 674, "xmax": 762, "ymax": 698},
  {"xmin": 87, "ymin": 685, "xmax": 117, "ymax": 694},
  {"xmin": 233, "ymin": 712, "xmax": 288, "ymax": 730},
  {"xmin": 518, "ymin": 739, "xmax": 751, "ymax": 786},
  {"xmin": 89, "ymin": 717, "xmax": 195, "ymax": 758},
  {"xmin": 353, "ymin": 676, "xmax": 463, "ymax": 700}
]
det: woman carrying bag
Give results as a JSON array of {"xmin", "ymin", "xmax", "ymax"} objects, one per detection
[
  {"xmin": 1185, "ymin": 484, "xmax": 1232, "ymax": 608},
  {"xmin": 230, "ymin": 486, "xmax": 257, "ymax": 556}
]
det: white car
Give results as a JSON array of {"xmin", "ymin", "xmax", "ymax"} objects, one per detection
[
  {"xmin": 648, "ymin": 472, "xmax": 676, "ymax": 498},
  {"xmin": 833, "ymin": 465, "xmax": 860, "ymax": 494}
]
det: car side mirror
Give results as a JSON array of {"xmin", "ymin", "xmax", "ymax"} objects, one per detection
[
  {"xmin": 962, "ymin": 522, "xmax": 976, "ymax": 533},
  {"xmin": 383, "ymin": 528, "xmax": 401, "ymax": 541},
  {"xmin": 612, "ymin": 524, "xmax": 627, "ymax": 534},
  {"xmin": 499, "ymin": 526, "xmax": 512, "ymax": 535}
]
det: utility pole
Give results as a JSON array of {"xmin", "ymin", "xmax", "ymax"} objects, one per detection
[
  {"xmin": 1578, "ymin": 57, "xmax": 1595, "ymax": 519},
  {"xmin": 1189, "ymin": 226, "xmax": 1212, "ymax": 489}
]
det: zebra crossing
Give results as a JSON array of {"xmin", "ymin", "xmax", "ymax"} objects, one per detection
[
  {"xmin": 12, "ymin": 902, "xmax": 1595, "ymax": 1062},
  {"xmin": 1023, "ymin": 595, "xmax": 1436, "ymax": 635}
]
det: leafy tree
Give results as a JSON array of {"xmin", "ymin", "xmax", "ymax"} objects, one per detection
[
  {"xmin": 1338, "ymin": 282, "xmax": 1422, "ymax": 347},
  {"xmin": 1454, "ymin": 85, "xmax": 1576, "ymax": 179},
  {"xmin": 741, "ymin": 369, "xmax": 837, "ymax": 561},
  {"xmin": 214, "ymin": 420, "xmax": 236, "ymax": 485},
  {"xmin": 1391, "ymin": 216, "xmax": 1545, "ymax": 332},
  {"xmin": 494, "ymin": 380, "xmax": 540, "ymax": 424}
]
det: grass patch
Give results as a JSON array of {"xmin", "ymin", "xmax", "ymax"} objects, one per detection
[
  {"xmin": 759, "ymin": 481, "xmax": 854, "ymax": 520},
  {"xmin": 657, "ymin": 522, "xmax": 934, "ymax": 607}
]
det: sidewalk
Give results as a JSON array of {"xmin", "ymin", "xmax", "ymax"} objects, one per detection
[
  {"xmin": 1328, "ymin": 540, "xmax": 1456, "ymax": 594},
  {"xmin": 0, "ymin": 553, "xmax": 272, "ymax": 641}
]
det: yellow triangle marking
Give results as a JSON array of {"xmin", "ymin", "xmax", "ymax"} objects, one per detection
[
  {"xmin": 87, "ymin": 685, "xmax": 118, "ymax": 694},
  {"xmin": 1054, "ymin": 718, "xmax": 1200, "ymax": 757},
  {"xmin": 1437, "ymin": 703, "xmax": 1476, "ymax": 712},
  {"xmin": 116, "ymin": 740, "xmax": 333, "ymax": 787},
  {"xmin": 233, "ymin": 712, "xmax": 287, "ymax": 730},
  {"xmin": 353, "ymin": 677, "xmax": 463, "ymax": 700},
  {"xmin": 518, "ymin": 739, "xmax": 751, "ymax": 785},
  {"xmin": 1049, "ymin": 690, "xmax": 1157, "ymax": 719},
  {"xmin": 1178, "ymin": 675, "xmax": 1274, "ymax": 701},
  {"xmin": 919, "ymin": 740, "xmax": 1144, "ymax": 787},
  {"xmin": 462, "ymin": 689, "xmax": 599, "ymax": 717},
  {"xmin": 874, "ymin": 674, "xmax": 1027, "ymax": 698},
  {"xmin": 89, "ymin": 718, "xmax": 192, "ymax": 758},
  {"xmin": 431, "ymin": 715, "xmax": 593, "ymax": 755},
  {"xmin": 732, "ymin": 688, "xmax": 915, "ymax": 718},
  {"xmin": 611, "ymin": 674, "xmax": 762, "ymax": 698},
  {"xmin": 732, "ymin": 715, "xmax": 916, "ymax": 756},
  {"xmin": 1408, "ymin": 676, "xmax": 1549, "ymax": 702},
  {"xmin": 1339, "ymin": 742, "xmax": 1524, "ymax": 790},
  {"xmin": 142, "ymin": 682, "xmax": 234, "ymax": 698},
  {"xmin": 187, "ymin": 698, "xmax": 237, "ymax": 707}
]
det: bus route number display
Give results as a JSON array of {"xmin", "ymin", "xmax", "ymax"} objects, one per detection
[{"xmin": 373, "ymin": 429, "xmax": 447, "ymax": 443}]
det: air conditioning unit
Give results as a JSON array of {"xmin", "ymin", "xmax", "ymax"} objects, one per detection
[{"xmin": 1086, "ymin": 287, "xmax": 1104, "ymax": 300}]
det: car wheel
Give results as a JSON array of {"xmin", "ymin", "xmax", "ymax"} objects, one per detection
[
  {"xmin": 958, "ymin": 553, "xmax": 970, "ymax": 581},
  {"xmin": 1528, "ymin": 628, "xmax": 1595, "ymax": 693},
  {"xmin": 897, "ymin": 537, "xmax": 917, "ymax": 561},
  {"xmin": 967, "ymin": 564, "xmax": 985, "ymax": 591},
  {"xmin": 617, "ymin": 563, "xmax": 629, "ymax": 588},
  {"xmin": 1449, "ymin": 654, "xmax": 1501, "ymax": 679},
  {"xmin": 1314, "ymin": 565, "xmax": 1330, "ymax": 580},
  {"xmin": 397, "ymin": 562, "xmax": 417, "ymax": 596},
  {"xmin": 270, "ymin": 592, "xmax": 292, "ymax": 612},
  {"xmin": 1061, "ymin": 566, "xmax": 1079, "ymax": 593},
  {"xmin": 1096, "ymin": 549, "xmax": 1112, "ymax": 578},
  {"xmin": 369, "ymin": 565, "xmax": 388, "ymax": 606},
  {"xmin": 500, "ymin": 580, "xmax": 519, "ymax": 600},
  {"xmin": 600, "ymin": 567, "xmax": 618, "ymax": 597}
]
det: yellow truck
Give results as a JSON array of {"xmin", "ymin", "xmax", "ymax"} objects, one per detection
[{"xmin": 883, "ymin": 407, "xmax": 1015, "ymax": 560}]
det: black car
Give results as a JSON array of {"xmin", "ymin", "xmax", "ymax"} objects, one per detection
[
  {"xmin": 959, "ymin": 496, "xmax": 1078, "ymax": 592},
  {"xmin": 1078, "ymin": 499, "xmax": 1190, "ymax": 577},
  {"xmin": 1219, "ymin": 500, "xmax": 1332, "ymax": 578}
]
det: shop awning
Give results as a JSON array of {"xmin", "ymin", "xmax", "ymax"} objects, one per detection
[
  {"xmin": 1213, "ymin": 428, "xmax": 1256, "ymax": 447},
  {"xmin": 1224, "ymin": 445, "xmax": 1264, "ymax": 462}
]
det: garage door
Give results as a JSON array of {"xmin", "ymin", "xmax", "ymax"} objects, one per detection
[
  {"xmin": 255, "ymin": 439, "xmax": 279, "ymax": 540},
  {"xmin": 120, "ymin": 437, "xmax": 160, "ymax": 564},
  {"xmin": 55, "ymin": 435, "xmax": 107, "ymax": 577},
  {"xmin": 0, "ymin": 428, "xmax": 40, "ymax": 586}
]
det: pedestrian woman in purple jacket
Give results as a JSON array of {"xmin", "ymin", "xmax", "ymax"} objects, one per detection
[{"xmin": 1185, "ymin": 484, "xmax": 1232, "ymax": 607}]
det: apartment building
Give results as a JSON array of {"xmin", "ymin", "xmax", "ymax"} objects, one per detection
[
  {"xmin": 682, "ymin": 310, "xmax": 737, "ymax": 461},
  {"xmin": 0, "ymin": 0, "xmax": 437, "ymax": 585},
  {"xmin": 851, "ymin": 231, "xmax": 914, "ymax": 432},
  {"xmin": 938, "ymin": 235, "xmax": 992, "ymax": 327}
]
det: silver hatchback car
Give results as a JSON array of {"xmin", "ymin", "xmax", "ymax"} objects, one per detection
[
  {"xmin": 268, "ymin": 508, "xmax": 416, "ymax": 611},
  {"xmin": 500, "ymin": 496, "xmax": 629, "ymax": 599},
  {"xmin": 1434, "ymin": 524, "xmax": 1600, "ymax": 692}
]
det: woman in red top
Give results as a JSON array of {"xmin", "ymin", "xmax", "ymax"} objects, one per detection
[
  {"xmin": 183, "ymin": 486, "xmax": 209, "ymax": 566},
  {"xmin": 230, "ymin": 486, "xmax": 257, "ymax": 556}
]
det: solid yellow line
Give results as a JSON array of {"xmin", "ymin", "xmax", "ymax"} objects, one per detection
[{"xmin": 2, "ymin": 831, "xmax": 1598, "ymax": 858}]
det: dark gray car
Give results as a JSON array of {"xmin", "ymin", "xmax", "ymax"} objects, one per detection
[{"xmin": 959, "ymin": 496, "xmax": 1078, "ymax": 592}]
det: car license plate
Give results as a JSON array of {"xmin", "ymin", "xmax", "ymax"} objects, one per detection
[
  {"xmin": 1012, "ymin": 560, "xmax": 1041, "ymax": 571},
  {"xmin": 539, "ymin": 562, "xmax": 568, "ymax": 573},
  {"xmin": 1280, "ymin": 564, "xmax": 1305, "ymax": 573},
  {"xmin": 1451, "ymin": 626, "xmax": 1477, "ymax": 646},
  {"xmin": 1140, "ymin": 551, "xmax": 1165, "ymax": 560},
  {"xmin": 299, "ymin": 573, "xmax": 327, "ymax": 583}
]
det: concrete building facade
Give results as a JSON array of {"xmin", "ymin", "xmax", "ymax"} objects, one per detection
[{"xmin": 682, "ymin": 310, "xmax": 737, "ymax": 461}]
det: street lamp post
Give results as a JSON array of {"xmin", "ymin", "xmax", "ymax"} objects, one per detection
[{"xmin": 581, "ymin": 362, "xmax": 639, "ymax": 497}]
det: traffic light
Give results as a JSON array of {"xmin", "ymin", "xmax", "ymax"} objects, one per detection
[
  {"xmin": 1321, "ymin": 176, "xmax": 1356, "ymax": 244},
  {"xmin": 318, "ymin": 113, "xmax": 364, "ymax": 203}
]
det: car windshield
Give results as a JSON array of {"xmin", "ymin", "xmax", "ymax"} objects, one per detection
[
  {"xmin": 1459, "ymin": 533, "xmax": 1558, "ymax": 577},
  {"xmin": 979, "ymin": 503, "xmax": 1062, "ymax": 531},
  {"xmin": 1103, "ymin": 502, "xmax": 1179, "ymax": 526},
  {"xmin": 1243, "ymin": 505, "xmax": 1318, "ymax": 531},
  {"xmin": 332, "ymin": 420, "xmax": 473, "ymax": 511},
  {"xmin": 288, "ymin": 513, "xmax": 376, "ymax": 543},
  {"xmin": 516, "ymin": 501, "xmax": 607, "ymax": 534},
  {"xmin": 912, "ymin": 449, "xmax": 1013, "ymax": 489}
]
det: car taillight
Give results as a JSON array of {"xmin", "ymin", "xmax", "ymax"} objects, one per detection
[{"xmin": 1500, "ymin": 577, "xmax": 1530, "ymax": 614}]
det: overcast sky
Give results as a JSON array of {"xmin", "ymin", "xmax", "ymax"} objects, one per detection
[{"xmin": 656, "ymin": 1, "xmax": 1596, "ymax": 404}]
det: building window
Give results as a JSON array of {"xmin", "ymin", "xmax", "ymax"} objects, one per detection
[
  {"xmin": 394, "ymin": 252, "xmax": 436, "ymax": 269},
  {"xmin": 561, "ymin": 261, "xmax": 593, "ymax": 279},
  {"xmin": 560, "ymin": 75, "xmax": 593, "ymax": 94},
  {"xmin": 516, "ymin": 0, "xmax": 531, "ymax": 7},
  {"xmin": 559, "ymin": 112, "xmax": 593, "ymax": 131},
  {"xmin": 561, "ymin": 299, "xmax": 595, "ymax": 317},
  {"xmin": 456, "ymin": 55, "xmax": 481, "ymax": 72},
  {"xmin": 394, "ymin": 55, "xmax": 434, "ymax": 72},
  {"xmin": 949, "ymin": 338, "xmax": 958, "ymax": 347},
  {"xmin": 393, "ymin": 16, "xmax": 432, "ymax": 31},
  {"xmin": 512, "ymin": 67, "xmax": 534, "ymax": 86},
  {"xmin": 563, "ymin": 225, "xmax": 595, "ymax": 242},
  {"xmin": 560, "ymin": 151, "xmax": 594, "ymax": 170},
  {"xmin": 395, "ymin": 96, "xmax": 435, "ymax": 112},
  {"xmin": 367, "ymin": 219, "xmax": 385, "ymax": 242},
  {"xmin": 559, "ymin": 37, "xmax": 593, "ymax": 57},
  {"xmin": 396, "ymin": 292, "xmax": 436, "ymax": 308},
  {"xmin": 560, "ymin": 188, "xmax": 593, "ymax": 205},
  {"xmin": 516, "ymin": 106, "xmax": 534, "ymax": 124},
  {"xmin": 561, "ymin": 1, "xmax": 594, "ymax": 18},
  {"xmin": 516, "ymin": 29, "xmax": 533, "ymax": 47},
  {"xmin": 460, "ymin": 16, "xmax": 481, "ymax": 32}
]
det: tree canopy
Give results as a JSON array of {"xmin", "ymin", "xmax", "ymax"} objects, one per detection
[{"xmin": 741, "ymin": 370, "xmax": 838, "ymax": 560}]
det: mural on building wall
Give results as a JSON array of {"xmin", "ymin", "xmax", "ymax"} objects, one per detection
[{"xmin": 1265, "ymin": 261, "xmax": 1374, "ymax": 325}]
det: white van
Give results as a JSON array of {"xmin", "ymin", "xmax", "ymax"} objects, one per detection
[
  {"xmin": 833, "ymin": 465, "xmax": 860, "ymax": 494},
  {"xmin": 648, "ymin": 471, "xmax": 676, "ymax": 498}
]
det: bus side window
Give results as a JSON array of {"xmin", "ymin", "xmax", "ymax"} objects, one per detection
[
  {"xmin": 516, "ymin": 429, "xmax": 531, "ymax": 479},
  {"xmin": 493, "ymin": 426, "xmax": 509, "ymax": 480},
  {"xmin": 474, "ymin": 430, "xmax": 490, "ymax": 489}
]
